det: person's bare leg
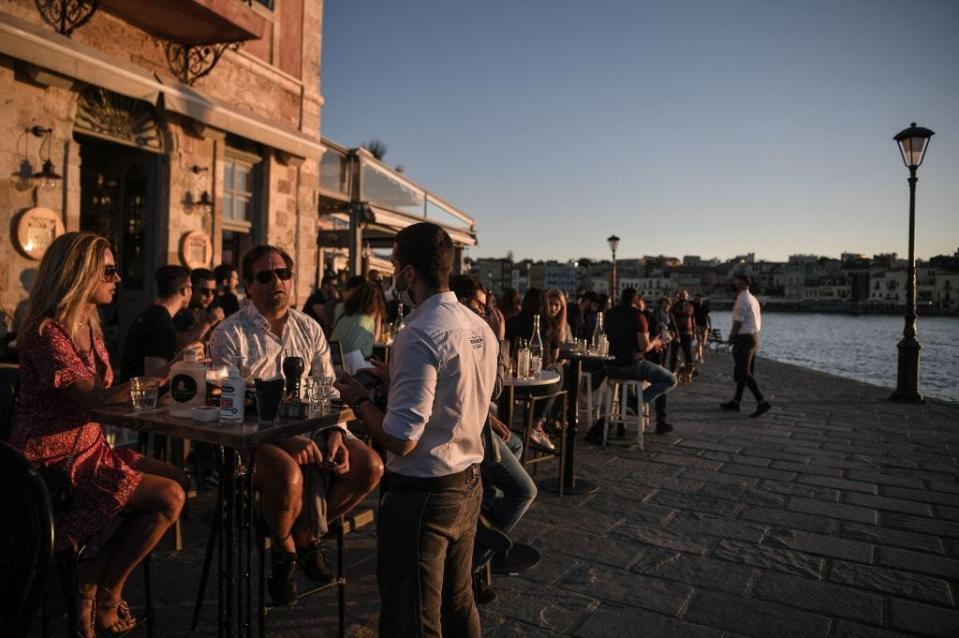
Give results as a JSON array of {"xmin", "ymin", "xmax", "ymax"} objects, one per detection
[
  {"xmin": 326, "ymin": 438, "xmax": 384, "ymax": 520},
  {"xmin": 254, "ymin": 443, "xmax": 303, "ymax": 553},
  {"xmin": 95, "ymin": 474, "xmax": 185, "ymax": 631},
  {"xmin": 135, "ymin": 456, "xmax": 191, "ymax": 492}
]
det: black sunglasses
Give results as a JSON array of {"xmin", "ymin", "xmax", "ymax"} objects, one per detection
[
  {"xmin": 199, "ymin": 287, "xmax": 217, "ymax": 295},
  {"xmin": 103, "ymin": 265, "xmax": 120, "ymax": 281},
  {"xmin": 253, "ymin": 268, "xmax": 293, "ymax": 284}
]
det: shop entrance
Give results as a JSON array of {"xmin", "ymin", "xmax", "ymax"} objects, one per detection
[{"xmin": 78, "ymin": 137, "xmax": 162, "ymax": 357}]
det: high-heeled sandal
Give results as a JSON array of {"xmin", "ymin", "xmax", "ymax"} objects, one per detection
[{"xmin": 95, "ymin": 596, "xmax": 138, "ymax": 635}]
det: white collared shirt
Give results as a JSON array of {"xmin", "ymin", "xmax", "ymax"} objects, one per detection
[
  {"xmin": 382, "ymin": 291, "xmax": 498, "ymax": 478},
  {"xmin": 209, "ymin": 302, "xmax": 335, "ymax": 385},
  {"xmin": 732, "ymin": 289, "xmax": 762, "ymax": 335}
]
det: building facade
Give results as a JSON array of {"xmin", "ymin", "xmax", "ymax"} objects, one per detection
[{"xmin": 1, "ymin": 0, "xmax": 325, "ymax": 351}]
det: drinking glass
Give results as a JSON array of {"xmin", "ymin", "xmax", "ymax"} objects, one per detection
[{"xmin": 130, "ymin": 377, "xmax": 159, "ymax": 411}]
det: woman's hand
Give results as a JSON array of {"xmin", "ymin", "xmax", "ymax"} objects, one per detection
[{"xmin": 490, "ymin": 413, "xmax": 510, "ymax": 443}]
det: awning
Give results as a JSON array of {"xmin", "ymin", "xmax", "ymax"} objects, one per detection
[
  {"xmin": 367, "ymin": 205, "xmax": 477, "ymax": 247},
  {"xmin": 0, "ymin": 13, "xmax": 159, "ymax": 103},
  {"xmin": 0, "ymin": 14, "xmax": 324, "ymax": 161},
  {"xmin": 157, "ymin": 78, "xmax": 325, "ymax": 161}
]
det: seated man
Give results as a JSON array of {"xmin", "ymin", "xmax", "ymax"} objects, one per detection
[
  {"xmin": 212, "ymin": 263, "xmax": 242, "ymax": 317},
  {"xmin": 586, "ymin": 288, "xmax": 677, "ymax": 443},
  {"xmin": 209, "ymin": 245, "xmax": 383, "ymax": 604},
  {"xmin": 175, "ymin": 268, "xmax": 225, "ymax": 344},
  {"xmin": 120, "ymin": 265, "xmax": 196, "ymax": 382}
]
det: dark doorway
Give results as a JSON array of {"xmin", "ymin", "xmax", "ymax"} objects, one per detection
[{"xmin": 79, "ymin": 137, "xmax": 161, "ymax": 358}]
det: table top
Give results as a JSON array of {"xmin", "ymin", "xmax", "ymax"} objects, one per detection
[
  {"xmin": 559, "ymin": 349, "xmax": 615, "ymax": 361},
  {"xmin": 91, "ymin": 404, "xmax": 354, "ymax": 450},
  {"xmin": 503, "ymin": 370, "xmax": 562, "ymax": 387}
]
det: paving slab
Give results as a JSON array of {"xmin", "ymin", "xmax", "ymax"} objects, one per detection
[{"xmin": 36, "ymin": 355, "xmax": 959, "ymax": 637}]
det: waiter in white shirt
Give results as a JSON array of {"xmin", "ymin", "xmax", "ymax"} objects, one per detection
[
  {"xmin": 720, "ymin": 274, "xmax": 772, "ymax": 417},
  {"xmin": 335, "ymin": 223, "xmax": 497, "ymax": 638}
]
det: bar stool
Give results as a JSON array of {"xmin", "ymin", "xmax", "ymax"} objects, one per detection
[
  {"xmin": 601, "ymin": 378, "xmax": 650, "ymax": 450},
  {"xmin": 518, "ymin": 390, "xmax": 568, "ymax": 495}
]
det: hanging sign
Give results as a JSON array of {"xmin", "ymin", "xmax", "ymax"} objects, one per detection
[
  {"xmin": 179, "ymin": 230, "xmax": 213, "ymax": 270},
  {"xmin": 14, "ymin": 207, "xmax": 65, "ymax": 260}
]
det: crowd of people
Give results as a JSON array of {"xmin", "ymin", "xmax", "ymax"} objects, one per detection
[{"xmin": 5, "ymin": 225, "xmax": 770, "ymax": 637}]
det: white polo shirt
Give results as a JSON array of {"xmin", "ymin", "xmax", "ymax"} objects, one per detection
[
  {"xmin": 382, "ymin": 291, "xmax": 498, "ymax": 478},
  {"xmin": 732, "ymin": 289, "xmax": 762, "ymax": 335}
]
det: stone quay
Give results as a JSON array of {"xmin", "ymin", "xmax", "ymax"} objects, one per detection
[{"xmin": 110, "ymin": 354, "xmax": 959, "ymax": 637}]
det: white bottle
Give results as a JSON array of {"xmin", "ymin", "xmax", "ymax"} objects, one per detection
[
  {"xmin": 169, "ymin": 350, "xmax": 207, "ymax": 417},
  {"xmin": 516, "ymin": 338, "xmax": 531, "ymax": 379},
  {"xmin": 219, "ymin": 365, "xmax": 245, "ymax": 424},
  {"xmin": 529, "ymin": 315, "xmax": 544, "ymax": 377}
]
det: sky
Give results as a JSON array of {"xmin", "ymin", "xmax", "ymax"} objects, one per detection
[{"xmin": 320, "ymin": 0, "xmax": 959, "ymax": 263}]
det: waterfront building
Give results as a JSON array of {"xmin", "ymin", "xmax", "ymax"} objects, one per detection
[{"xmin": 1, "ymin": 0, "xmax": 326, "ymax": 353}]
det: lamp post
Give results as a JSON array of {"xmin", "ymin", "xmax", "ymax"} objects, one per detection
[
  {"xmin": 607, "ymin": 234, "xmax": 620, "ymax": 301},
  {"xmin": 890, "ymin": 123, "xmax": 934, "ymax": 403}
]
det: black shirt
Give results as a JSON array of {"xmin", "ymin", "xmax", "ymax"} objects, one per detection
[
  {"xmin": 120, "ymin": 304, "xmax": 177, "ymax": 382},
  {"xmin": 693, "ymin": 300, "xmax": 710, "ymax": 327},
  {"xmin": 212, "ymin": 292, "xmax": 240, "ymax": 317},
  {"xmin": 605, "ymin": 304, "xmax": 649, "ymax": 366}
]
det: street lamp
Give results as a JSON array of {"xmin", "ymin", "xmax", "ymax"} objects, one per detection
[
  {"xmin": 890, "ymin": 122, "xmax": 934, "ymax": 403},
  {"xmin": 607, "ymin": 234, "xmax": 620, "ymax": 300}
]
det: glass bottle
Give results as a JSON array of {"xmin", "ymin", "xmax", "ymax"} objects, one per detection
[
  {"xmin": 529, "ymin": 314, "xmax": 544, "ymax": 377},
  {"xmin": 516, "ymin": 338, "xmax": 530, "ymax": 379},
  {"xmin": 591, "ymin": 311, "xmax": 605, "ymax": 353},
  {"xmin": 393, "ymin": 303, "xmax": 406, "ymax": 334}
]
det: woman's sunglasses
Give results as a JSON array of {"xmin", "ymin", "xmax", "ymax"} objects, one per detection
[
  {"xmin": 253, "ymin": 268, "xmax": 293, "ymax": 284},
  {"xmin": 103, "ymin": 265, "xmax": 120, "ymax": 281}
]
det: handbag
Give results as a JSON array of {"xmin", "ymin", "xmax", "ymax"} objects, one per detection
[{"xmin": 37, "ymin": 428, "xmax": 83, "ymax": 514}]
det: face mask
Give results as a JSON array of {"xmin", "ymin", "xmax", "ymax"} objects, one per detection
[{"xmin": 390, "ymin": 266, "xmax": 416, "ymax": 308}]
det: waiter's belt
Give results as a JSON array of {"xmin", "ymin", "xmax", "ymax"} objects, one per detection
[{"xmin": 384, "ymin": 464, "xmax": 479, "ymax": 494}]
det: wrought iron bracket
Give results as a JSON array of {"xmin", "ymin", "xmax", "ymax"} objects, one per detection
[
  {"xmin": 35, "ymin": 0, "xmax": 99, "ymax": 36},
  {"xmin": 165, "ymin": 41, "xmax": 242, "ymax": 86}
]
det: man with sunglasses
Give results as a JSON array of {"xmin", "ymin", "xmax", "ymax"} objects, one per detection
[
  {"xmin": 209, "ymin": 245, "xmax": 384, "ymax": 605},
  {"xmin": 335, "ymin": 224, "xmax": 498, "ymax": 638},
  {"xmin": 174, "ymin": 268, "xmax": 225, "ymax": 343}
]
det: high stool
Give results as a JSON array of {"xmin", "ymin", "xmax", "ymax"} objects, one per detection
[
  {"xmin": 518, "ymin": 391, "xmax": 568, "ymax": 497},
  {"xmin": 601, "ymin": 378, "xmax": 650, "ymax": 450}
]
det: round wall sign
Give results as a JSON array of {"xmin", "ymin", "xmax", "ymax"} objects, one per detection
[
  {"xmin": 14, "ymin": 207, "xmax": 65, "ymax": 260},
  {"xmin": 179, "ymin": 230, "xmax": 213, "ymax": 270}
]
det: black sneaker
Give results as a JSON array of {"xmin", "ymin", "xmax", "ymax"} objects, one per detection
[
  {"xmin": 297, "ymin": 542, "xmax": 334, "ymax": 584},
  {"xmin": 750, "ymin": 401, "xmax": 772, "ymax": 418},
  {"xmin": 268, "ymin": 550, "xmax": 297, "ymax": 605},
  {"xmin": 720, "ymin": 401, "xmax": 741, "ymax": 412},
  {"xmin": 655, "ymin": 422, "xmax": 674, "ymax": 434},
  {"xmin": 476, "ymin": 577, "xmax": 497, "ymax": 605}
]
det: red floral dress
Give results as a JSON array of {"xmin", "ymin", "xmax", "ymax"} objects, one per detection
[{"xmin": 9, "ymin": 320, "xmax": 144, "ymax": 551}]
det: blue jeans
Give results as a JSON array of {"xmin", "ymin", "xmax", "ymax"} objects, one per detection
[
  {"xmin": 606, "ymin": 358, "xmax": 677, "ymax": 404},
  {"xmin": 480, "ymin": 435, "xmax": 537, "ymax": 533}
]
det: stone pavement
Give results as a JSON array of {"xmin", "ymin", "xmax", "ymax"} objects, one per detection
[{"xmin": 108, "ymin": 354, "xmax": 959, "ymax": 637}]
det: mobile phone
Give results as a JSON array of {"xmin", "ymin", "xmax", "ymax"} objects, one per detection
[
  {"xmin": 353, "ymin": 370, "xmax": 380, "ymax": 390},
  {"xmin": 321, "ymin": 459, "xmax": 339, "ymax": 470}
]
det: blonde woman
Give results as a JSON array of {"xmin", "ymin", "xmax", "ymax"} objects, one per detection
[{"xmin": 9, "ymin": 232, "xmax": 196, "ymax": 637}]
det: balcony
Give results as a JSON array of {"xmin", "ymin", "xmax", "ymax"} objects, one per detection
[{"xmin": 99, "ymin": 0, "xmax": 265, "ymax": 46}]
